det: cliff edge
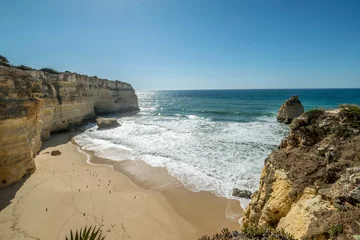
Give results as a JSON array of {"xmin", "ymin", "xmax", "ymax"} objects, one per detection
[
  {"xmin": 0, "ymin": 66, "xmax": 139, "ymax": 188},
  {"xmin": 242, "ymin": 106, "xmax": 360, "ymax": 239}
]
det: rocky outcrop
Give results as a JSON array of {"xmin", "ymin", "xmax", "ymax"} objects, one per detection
[
  {"xmin": 0, "ymin": 66, "xmax": 139, "ymax": 188},
  {"xmin": 242, "ymin": 106, "xmax": 360, "ymax": 239},
  {"xmin": 96, "ymin": 117, "xmax": 120, "ymax": 129},
  {"xmin": 277, "ymin": 96, "xmax": 304, "ymax": 124},
  {"xmin": 232, "ymin": 188, "xmax": 252, "ymax": 199}
]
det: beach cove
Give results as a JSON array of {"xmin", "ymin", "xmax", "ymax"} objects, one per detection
[{"xmin": 0, "ymin": 132, "xmax": 242, "ymax": 240}]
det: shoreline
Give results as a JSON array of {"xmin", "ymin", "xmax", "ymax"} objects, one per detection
[
  {"xmin": 74, "ymin": 136, "xmax": 244, "ymax": 235},
  {"xmin": 0, "ymin": 132, "xmax": 243, "ymax": 239}
]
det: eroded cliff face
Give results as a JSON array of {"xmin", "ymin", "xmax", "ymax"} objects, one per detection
[
  {"xmin": 0, "ymin": 66, "xmax": 139, "ymax": 188},
  {"xmin": 242, "ymin": 107, "xmax": 360, "ymax": 239}
]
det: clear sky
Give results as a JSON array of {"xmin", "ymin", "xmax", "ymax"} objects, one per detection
[{"xmin": 1, "ymin": 0, "xmax": 359, "ymax": 90}]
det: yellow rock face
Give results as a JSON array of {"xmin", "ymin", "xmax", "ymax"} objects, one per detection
[
  {"xmin": 242, "ymin": 166, "xmax": 293, "ymax": 228},
  {"xmin": 0, "ymin": 100, "xmax": 42, "ymax": 187},
  {"xmin": 277, "ymin": 188, "xmax": 334, "ymax": 239},
  {"xmin": 0, "ymin": 66, "xmax": 139, "ymax": 188},
  {"xmin": 258, "ymin": 170, "xmax": 293, "ymax": 227}
]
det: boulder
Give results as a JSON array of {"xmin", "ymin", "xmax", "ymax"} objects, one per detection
[
  {"xmin": 232, "ymin": 188, "xmax": 252, "ymax": 198},
  {"xmin": 51, "ymin": 150, "xmax": 61, "ymax": 156},
  {"xmin": 96, "ymin": 118, "xmax": 120, "ymax": 129},
  {"xmin": 277, "ymin": 96, "xmax": 304, "ymax": 124}
]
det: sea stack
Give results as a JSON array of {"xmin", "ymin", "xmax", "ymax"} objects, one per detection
[{"xmin": 277, "ymin": 95, "xmax": 304, "ymax": 124}]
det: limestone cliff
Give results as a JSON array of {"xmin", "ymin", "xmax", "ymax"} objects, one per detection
[
  {"xmin": 243, "ymin": 106, "xmax": 360, "ymax": 239},
  {"xmin": 0, "ymin": 66, "xmax": 139, "ymax": 188}
]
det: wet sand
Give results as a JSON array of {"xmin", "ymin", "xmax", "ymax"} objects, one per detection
[{"xmin": 0, "ymin": 133, "xmax": 243, "ymax": 240}]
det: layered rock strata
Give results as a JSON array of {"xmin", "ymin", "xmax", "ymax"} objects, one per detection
[
  {"xmin": 277, "ymin": 96, "xmax": 304, "ymax": 124},
  {"xmin": 0, "ymin": 66, "xmax": 138, "ymax": 188},
  {"xmin": 243, "ymin": 107, "xmax": 360, "ymax": 239}
]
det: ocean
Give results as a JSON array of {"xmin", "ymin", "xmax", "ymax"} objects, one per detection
[{"xmin": 75, "ymin": 89, "xmax": 360, "ymax": 205}]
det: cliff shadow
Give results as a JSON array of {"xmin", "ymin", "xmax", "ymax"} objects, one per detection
[
  {"xmin": 40, "ymin": 132, "xmax": 73, "ymax": 151},
  {"xmin": 0, "ymin": 175, "xmax": 29, "ymax": 211}
]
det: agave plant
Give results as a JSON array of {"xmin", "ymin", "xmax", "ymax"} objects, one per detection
[{"xmin": 65, "ymin": 226, "xmax": 106, "ymax": 240}]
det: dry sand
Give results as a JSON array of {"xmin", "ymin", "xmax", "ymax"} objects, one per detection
[{"xmin": 0, "ymin": 133, "xmax": 243, "ymax": 240}]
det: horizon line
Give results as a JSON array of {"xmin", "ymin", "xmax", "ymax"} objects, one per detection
[{"xmin": 137, "ymin": 87, "xmax": 360, "ymax": 91}]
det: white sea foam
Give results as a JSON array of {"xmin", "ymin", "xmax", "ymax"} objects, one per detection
[{"xmin": 74, "ymin": 113, "xmax": 288, "ymax": 207}]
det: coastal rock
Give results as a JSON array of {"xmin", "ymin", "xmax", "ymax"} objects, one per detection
[
  {"xmin": 242, "ymin": 106, "xmax": 360, "ymax": 239},
  {"xmin": 0, "ymin": 99, "xmax": 42, "ymax": 186},
  {"xmin": 232, "ymin": 188, "xmax": 252, "ymax": 198},
  {"xmin": 276, "ymin": 188, "xmax": 335, "ymax": 239},
  {"xmin": 96, "ymin": 117, "xmax": 120, "ymax": 129},
  {"xmin": 0, "ymin": 65, "xmax": 139, "ymax": 188},
  {"xmin": 51, "ymin": 150, "xmax": 61, "ymax": 156},
  {"xmin": 277, "ymin": 96, "xmax": 304, "ymax": 124}
]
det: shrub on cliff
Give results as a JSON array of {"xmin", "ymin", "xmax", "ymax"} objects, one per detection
[
  {"xmin": 242, "ymin": 226, "xmax": 296, "ymax": 240},
  {"xmin": 14, "ymin": 65, "xmax": 33, "ymax": 71},
  {"xmin": 304, "ymin": 108, "xmax": 325, "ymax": 122},
  {"xmin": 0, "ymin": 55, "xmax": 11, "ymax": 67},
  {"xmin": 40, "ymin": 68, "xmax": 59, "ymax": 74},
  {"xmin": 0, "ymin": 55, "xmax": 9, "ymax": 63},
  {"xmin": 198, "ymin": 228, "xmax": 240, "ymax": 240},
  {"xmin": 198, "ymin": 227, "xmax": 295, "ymax": 240},
  {"xmin": 339, "ymin": 104, "xmax": 360, "ymax": 129},
  {"xmin": 334, "ymin": 105, "xmax": 360, "ymax": 138},
  {"xmin": 290, "ymin": 108, "xmax": 325, "ymax": 131}
]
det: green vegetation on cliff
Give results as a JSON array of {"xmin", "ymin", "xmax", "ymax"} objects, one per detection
[
  {"xmin": 0, "ymin": 54, "xmax": 60, "ymax": 74},
  {"xmin": 39, "ymin": 68, "xmax": 60, "ymax": 74},
  {"xmin": 0, "ymin": 54, "xmax": 11, "ymax": 67},
  {"xmin": 14, "ymin": 65, "xmax": 34, "ymax": 71},
  {"xmin": 198, "ymin": 227, "xmax": 295, "ymax": 240}
]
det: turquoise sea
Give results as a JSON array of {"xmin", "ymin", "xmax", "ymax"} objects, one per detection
[{"xmin": 75, "ymin": 89, "xmax": 360, "ymax": 206}]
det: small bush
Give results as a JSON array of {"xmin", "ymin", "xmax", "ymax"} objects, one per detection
[
  {"xmin": 14, "ymin": 65, "xmax": 33, "ymax": 71},
  {"xmin": 304, "ymin": 109, "xmax": 325, "ymax": 122},
  {"xmin": 335, "ymin": 125, "xmax": 353, "ymax": 138},
  {"xmin": 339, "ymin": 105, "xmax": 360, "ymax": 129},
  {"xmin": 0, "ymin": 55, "xmax": 9, "ymax": 63},
  {"xmin": 328, "ymin": 224, "xmax": 343, "ymax": 239},
  {"xmin": 0, "ymin": 60, "xmax": 11, "ymax": 67},
  {"xmin": 243, "ymin": 226, "xmax": 296, "ymax": 240},
  {"xmin": 40, "ymin": 68, "xmax": 59, "ymax": 74},
  {"xmin": 198, "ymin": 228, "xmax": 239, "ymax": 240}
]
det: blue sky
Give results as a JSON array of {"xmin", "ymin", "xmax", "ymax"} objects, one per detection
[{"xmin": 1, "ymin": 0, "xmax": 359, "ymax": 90}]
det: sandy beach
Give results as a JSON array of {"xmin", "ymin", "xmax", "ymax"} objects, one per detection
[{"xmin": 0, "ymin": 133, "xmax": 243, "ymax": 240}]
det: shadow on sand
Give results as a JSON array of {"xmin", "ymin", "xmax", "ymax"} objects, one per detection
[
  {"xmin": 40, "ymin": 132, "xmax": 73, "ymax": 151},
  {"xmin": 0, "ymin": 175, "xmax": 30, "ymax": 211}
]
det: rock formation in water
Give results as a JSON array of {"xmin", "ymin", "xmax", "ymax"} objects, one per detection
[
  {"xmin": 277, "ymin": 96, "xmax": 304, "ymax": 124},
  {"xmin": 0, "ymin": 66, "xmax": 139, "ymax": 188},
  {"xmin": 242, "ymin": 106, "xmax": 360, "ymax": 239},
  {"xmin": 96, "ymin": 117, "xmax": 120, "ymax": 129}
]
